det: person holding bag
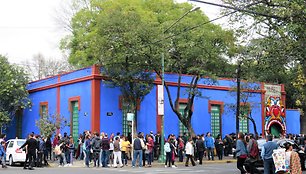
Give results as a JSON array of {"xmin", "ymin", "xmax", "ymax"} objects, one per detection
[{"xmin": 235, "ymin": 132, "xmax": 248, "ymax": 174}]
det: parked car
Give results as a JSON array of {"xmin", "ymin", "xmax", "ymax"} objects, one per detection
[{"xmin": 5, "ymin": 139, "xmax": 26, "ymax": 166}]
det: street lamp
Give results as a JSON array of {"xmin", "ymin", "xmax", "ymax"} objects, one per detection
[{"xmin": 159, "ymin": 6, "xmax": 200, "ymax": 163}]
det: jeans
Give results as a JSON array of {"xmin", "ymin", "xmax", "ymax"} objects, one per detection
[
  {"xmin": 0, "ymin": 154, "xmax": 6, "ymax": 167},
  {"xmin": 58, "ymin": 153, "xmax": 66, "ymax": 166},
  {"xmin": 198, "ymin": 151, "xmax": 204, "ymax": 164},
  {"xmin": 93, "ymin": 150, "xmax": 100, "ymax": 167},
  {"xmin": 207, "ymin": 147, "xmax": 214, "ymax": 160},
  {"xmin": 85, "ymin": 150, "xmax": 90, "ymax": 167},
  {"xmin": 178, "ymin": 149, "xmax": 184, "ymax": 162},
  {"xmin": 165, "ymin": 152, "xmax": 172, "ymax": 167},
  {"xmin": 132, "ymin": 150, "xmax": 143, "ymax": 167},
  {"xmin": 28, "ymin": 152, "xmax": 36, "ymax": 169},
  {"xmin": 264, "ymin": 158, "xmax": 275, "ymax": 174},
  {"xmin": 147, "ymin": 152, "xmax": 153, "ymax": 165},
  {"xmin": 185, "ymin": 154, "xmax": 195, "ymax": 166},
  {"xmin": 65, "ymin": 150, "xmax": 70, "ymax": 164},
  {"xmin": 122, "ymin": 151, "xmax": 128, "ymax": 165},
  {"xmin": 237, "ymin": 156, "xmax": 247, "ymax": 174},
  {"xmin": 101, "ymin": 150, "xmax": 109, "ymax": 167}
]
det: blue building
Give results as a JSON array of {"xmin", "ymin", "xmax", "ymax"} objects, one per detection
[{"xmin": 5, "ymin": 65, "xmax": 301, "ymax": 139}]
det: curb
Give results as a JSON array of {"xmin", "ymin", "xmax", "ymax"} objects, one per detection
[{"xmin": 48, "ymin": 159, "xmax": 237, "ymax": 168}]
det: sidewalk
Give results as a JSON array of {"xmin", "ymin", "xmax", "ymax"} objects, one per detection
[{"xmin": 48, "ymin": 156, "xmax": 237, "ymax": 168}]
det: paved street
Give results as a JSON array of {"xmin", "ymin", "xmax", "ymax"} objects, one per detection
[{"xmin": 2, "ymin": 163, "xmax": 241, "ymax": 174}]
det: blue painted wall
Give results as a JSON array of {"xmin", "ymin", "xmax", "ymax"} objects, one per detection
[
  {"xmin": 60, "ymin": 81, "xmax": 92, "ymax": 135},
  {"xmin": 22, "ymin": 88, "xmax": 57, "ymax": 138},
  {"xmin": 11, "ymin": 68, "xmax": 299, "ymax": 140},
  {"xmin": 286, "ymin": 109, "xmax": 300, "ymax": 134}
]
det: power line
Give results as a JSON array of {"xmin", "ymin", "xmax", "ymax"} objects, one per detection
[{"xmin": 189, "ymin": 0, "xmax": 283, "ymax": 19}]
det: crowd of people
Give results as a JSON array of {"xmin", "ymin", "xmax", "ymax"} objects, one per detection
[{"xmin": 1, "ymin": 130, "xmax": 305, "ymax": 173}]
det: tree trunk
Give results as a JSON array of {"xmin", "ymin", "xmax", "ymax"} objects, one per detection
[
  {"xmin": 249, "ymin": 117, "xmax": 258, "ymax": 137},
  {"xmin": 186, "ymin": 120, "xmax": 196, "ymax": 137},
  {"xmin": 301, "ymin": 104, "xmax": 306, "ymax": 134}
]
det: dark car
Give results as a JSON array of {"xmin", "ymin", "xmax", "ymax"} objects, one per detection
[
  {"xmin": 245, "ymin": 139, "xmax": 305, "ymax": 174},
  {"xmin": 277, "ymin": 139, "xmax": 305, "ymax": 171}
]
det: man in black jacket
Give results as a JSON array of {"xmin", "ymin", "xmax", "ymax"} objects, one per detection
[
  {"xmin": 19, "ymin": 133, "xmax": 38, "ymax": 170},
  {"xmin": 196, "ymin": 135, "xmax": 205, "ymax": 165}
]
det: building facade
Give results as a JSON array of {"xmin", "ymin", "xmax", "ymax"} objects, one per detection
[{"xmin": 5, "ymin": 65, "xmax": 301, "ymax": 139}]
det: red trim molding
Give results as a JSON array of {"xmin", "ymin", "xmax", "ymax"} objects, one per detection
[
  {"xmin": 261, "ymin": 83, "xmax": 265, "ymax": 137},
  {"xmin": 208, "ymin": 100, "xmax": 224, "ymax": 114},
  {"xmin": 28, "ymin": 75, "xmax": 105, "ymax": 93},
  {"xmin": 39, "ymin": 102, "xmax": 48, "ymax": 117},
  {"xmin": 68, "ymin": 96, "xmax": 81, "ymax": 111},
  {"xmin": 177, "ymin": 98, "xmax": 194, "ymax": 111},
  {"xmin": 91, "ymin": 65, "xmax": 101, "ymax": 133}
]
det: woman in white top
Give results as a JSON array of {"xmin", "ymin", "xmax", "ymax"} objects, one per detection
[{"xmin": 185, "ymin": 138, "xmax": 196, "ymax": 167}]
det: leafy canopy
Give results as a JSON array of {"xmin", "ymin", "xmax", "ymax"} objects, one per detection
[{"xmin": 0, "ymin": 55, "xmax": 30, "ymax": 128}]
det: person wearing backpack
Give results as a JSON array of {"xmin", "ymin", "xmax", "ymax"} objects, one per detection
[
  {"xmin": 245, "ymin": 134, "xmax": 260, "ymax": 174},
  {"xmin": 164, "ymin": 139, "xmax": 172, "ymax": 168},
  {"xmin": 91, "ymin": 132, "xmax": 101, "ymax": 167}
]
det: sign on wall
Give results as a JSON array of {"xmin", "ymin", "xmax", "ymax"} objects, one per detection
[{"xmin": 157, "ymin": 85, "xmax": 164, "ymax": 115}]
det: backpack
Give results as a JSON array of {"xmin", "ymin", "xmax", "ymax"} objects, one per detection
[
  {"xmin": 249, "ymin": 139, "xmax": 259, "ymax": 158},
  {"xmin": 93, "ymin": 138, "xmax": 101, "ymax": 151},
  {"xmin": 164, "ymin": 142, "xmax": 171, "ymax": 153}
]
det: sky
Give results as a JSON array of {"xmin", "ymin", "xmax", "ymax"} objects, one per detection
[{"xmin": 0, "ymin": 0, "xmax": 224, "ymax": 64}]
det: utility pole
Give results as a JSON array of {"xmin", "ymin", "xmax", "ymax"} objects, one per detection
[{"xmin": 236, "ymin": 61, "xmax": 241, "ymax": 135}]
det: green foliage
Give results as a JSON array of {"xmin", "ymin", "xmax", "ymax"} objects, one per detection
[
  {"xmin": 221, "ymin": 0, "xmax": 306, "ymax": 113},
  {"xmin": 63, "ymin": 0, "xmax": 237, "ymax": 135},
  {"xmin": 0, "ymin": 55, "xmax": 31, "ymax": 127},
  {"xmin": 35, "ymin": 114, "xmax": 69, "ymax": 137}
]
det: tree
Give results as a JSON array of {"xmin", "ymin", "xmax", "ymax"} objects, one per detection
[
  {"xmin": 35, "ymin": 114, "xmax": 69, "ymax": 137},
  {"xmin": 62, "ymin": 0, "xmax": 236, "ymax": 136},
  {"xmin": 22, "ymin": 53, "xmax": 76, "ymax": 81},
  {"xmin": 220, "ymin": 0, "xmax": 306, "ymax": 131},
  {"xmin": 0, "ymin": 55, "xmax": 31, "ymax": 131},
  {"xmin": 226, "ymin": 81, "xmax": 261, "ymax": 136}
]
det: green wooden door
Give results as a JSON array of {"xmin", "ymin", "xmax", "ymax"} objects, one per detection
[
  {"xmin": 122, "ymin": 112, "xmax": 132, "ymax": 136},
  {"xmin": 179, "ymin": 103, "xmax": 188, "ymax": 135},
  {"xmin": 71, "ymin": 101, "xmax": 79, "ymax": 145},
  {"xmin": 270, "ymin": 124, "xmax": 281, "ymax": 138},
  {"xmin": 239, "ymin": 107, "xmax": 249, "ymax": 133},
  {"xmin": 211, "ymin": 105, "xmax": 221, "ymax": 138}
]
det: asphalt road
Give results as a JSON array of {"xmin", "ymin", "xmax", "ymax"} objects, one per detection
[{"xmin": 2, "ymin": 163, "xmax": 242, "ymax": 174}]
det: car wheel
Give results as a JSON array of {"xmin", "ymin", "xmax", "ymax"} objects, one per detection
[{"xmin": 9, "ymin": 156, "xmax": 14, "ymax": 166}]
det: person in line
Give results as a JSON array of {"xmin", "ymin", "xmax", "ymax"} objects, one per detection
[
  {"xmin": 0, "ymin": 141, "xmax": 7, "ymax": 168},
  {"xmin": 284, "ymin": 142, "xmax": 302, "ymax": 174},
  {"xmin": 68, "ymin": 137, "xmax": 75, "ymax": 166},
  {"xmin": 146, "ymin": 135, "xmax": 154, "ymax": 167},
  {"xmin": 84, "ymin": 134, "xmax": 91, "ymax": 168},
  {"xmin": 235, "ymin": 132, "xmax": 248, "ymax": 174},
  {"xmin": 185, "ymin": 138, "xmax": 196, "ymax": 167},
  {"xmin": 164, "ymin": 139, "xmax": 172, "ymax": 168},
  {"xmin": 45, "ymin": 136, "xmax": 52, "ymax": 161},
  {"xmin": 261, "ymin": 135, "xmax": 278, "ymax": 174},
  {"xmin": 121, "ymin": 136, "xmax": 130, "ymax": 166},
  {"xmin": 91, "ymin": 132, "xmax": 101, "ymax": 168},
  {"xmin": 215, "ymin": 135, "xmax": 224, "ymax": 160},
  {"xmin": 18, "ymin": 133, "xmax": 38, "ymax": 170},
  {"xmin": 196, "ymin": 135, "xmax": 205, "ymax": 165},
  {"xmin": 245, "ymin": 134, "xmax": 260, "ymax": 174},
  {"xmin": 101, "ymin": 133, "xmax": 110, "ymax": 168},
  {"xmin": 113, "ymin": 137, "xmax": 123, "ymax": 168},
  {"xmin": 177, "ymin": 137, "xmax": 185, "ymax": 162},
  {"xmin": 132, "ymin": 134, "xmax": 143, "ymax": 168},
  {"xmin": 205, "ymin": 132, "xmax": 215, "ymax": 161}
]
